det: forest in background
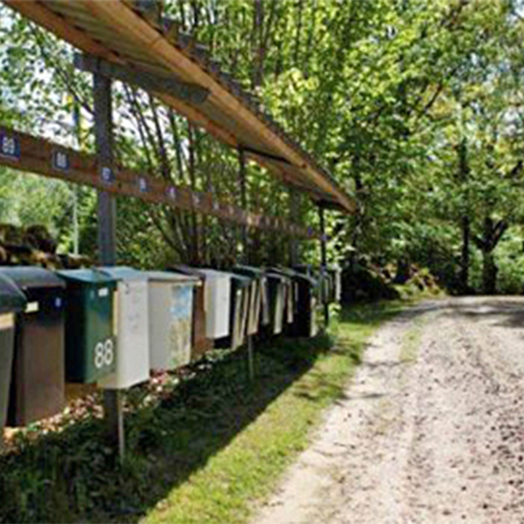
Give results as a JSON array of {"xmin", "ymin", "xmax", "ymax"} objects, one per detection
[{"xmin": 1, "ymin": 0, "xmax": 524, "ymax": 295}]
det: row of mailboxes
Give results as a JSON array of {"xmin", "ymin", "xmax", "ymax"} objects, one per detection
[{"xmin": 0, "ymin": 263, "xmax": 340, "ymax": 430}]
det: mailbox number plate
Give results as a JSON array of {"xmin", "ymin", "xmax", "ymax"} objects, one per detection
[
  {"xmin": 52, "ymin": 150, "xmax": 70, "ymax": 171},
  {"xmin": 0, "ymin": 134, "xmax": 20, "ymax": 160},
  {"xmin": 94, "ymin": 338, "xmax": 114, "ymax": 369}
]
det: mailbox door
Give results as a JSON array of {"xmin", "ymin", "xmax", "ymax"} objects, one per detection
[
  {"xmin": 149, "ymin": 282, "xmax": 194, "ymax": 371},
  {"xmin": 84, "ymin": 283, "xmax": 117, "ymax": 382},
  {"xmin": 204, "ymin": 275, "xmax": 231, "ymax": 339},
  {"xmin": 99, "ymin": 279, "xmax": 149, "ymax": 389},
  {"xmin": 169, "ymin": 283, "xmax": 194, "ymax": 368},
  {"xmin": 191, "ymin": 284, "xmax": 213, "ymax": 360},
  {"xmin": 0, "ymin": 313, "xmax": 15, "ymax": 429},
  {"xmin": 8, "ymin": 286, "xmax": 65, "ymax": 426}
]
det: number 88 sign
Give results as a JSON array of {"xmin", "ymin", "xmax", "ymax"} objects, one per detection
[{"xmin": 94, "ymin": 338, "xmax": 114, "ymax": 369}]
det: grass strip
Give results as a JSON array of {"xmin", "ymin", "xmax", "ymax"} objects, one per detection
[
  {"xmin": 0, "ymin": 301, "xmax": 406, "ymax": 524},
  {"xmin": 144, "ymin": 301, "xmax": 406, "ymax": 524}
]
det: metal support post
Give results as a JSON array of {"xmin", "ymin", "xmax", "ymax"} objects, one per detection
[
  {"xmin": 319, "ymin": 205, "xmax": 329, "ymax": 330},
  {"xmin": 93, "ymin": 71, "xmax": 124, "ymax": 461}
]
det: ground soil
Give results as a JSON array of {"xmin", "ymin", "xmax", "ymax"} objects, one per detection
[{"xmin": 253, "ymin": 297, "xmax": 524, "ymax": 524}]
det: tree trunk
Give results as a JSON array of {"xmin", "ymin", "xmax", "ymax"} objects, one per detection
[
  {"xmin": 457, "ymin": 138, "xmax": 470, "ymax": 295},
  {"xmin": 481, "ymin": 249, "xmax": 498, "ymax": 295},
  {"xmin": 459, "ymin": 215, "xmax": 470, "ymax": 294}
]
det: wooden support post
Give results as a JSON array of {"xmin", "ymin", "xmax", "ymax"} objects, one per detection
[
  {"xmin": 94, "ymin": 73, "xmax": 117, "ymax": 265},
  {"xmin": 238, "ymin": 147, "xmax": 255, "ymax": 381},
  {"xmin": 238, "ymin": 146, "xmax": 248, "ymax": 263},
  {"xmin": 319, "ymin": 204, "xmax": 329, "ymax": 330},
  {"xmin": 247, "ymin": 334, "xmax": 255, "ymax": 383},
  {"xmin": 93, "ymin": 71, "xmax": 124, "ymax": 462},
  {"xmin": 289, "ymin": 189, "xmax": 299, "ymax": 267}
]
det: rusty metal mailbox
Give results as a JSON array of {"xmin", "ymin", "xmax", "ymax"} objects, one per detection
[{"xmin": 0, "ymin": 267, "xmax": 66, "ymax": 426}]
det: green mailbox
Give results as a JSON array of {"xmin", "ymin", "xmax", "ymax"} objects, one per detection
[{"xmin": 58, "ymin": 269, "xmax": 118, "ymax": 383}]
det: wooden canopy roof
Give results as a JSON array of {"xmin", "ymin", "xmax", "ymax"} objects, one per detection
[{"xmin": 3, "ymin": 0, "xmax": 355, "ymax": 213}]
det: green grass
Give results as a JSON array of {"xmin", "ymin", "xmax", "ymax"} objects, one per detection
[
  {"xmin": 144, "ymin": 301, "xmax": 406, "ymax": 524},
  {"xmin": 0, "ymin": 301, "xmax": 407, "ymax": 524}
]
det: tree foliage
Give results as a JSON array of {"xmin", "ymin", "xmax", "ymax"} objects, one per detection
[{"xmin": 1, "ymin": 0, "xmax": 524, "ymax": 292}]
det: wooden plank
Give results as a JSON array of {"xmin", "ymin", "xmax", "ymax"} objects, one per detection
[
  {"xmin": 74, "ymin": 53, "xmax": 209, "ymax": 105},
  {"xmin": 3, "ymin": 0, "xmax": 123, "ymax": 63},
  {"xmin": 0, "ymin": 125, "xmax": 320, "ymax": 239}
]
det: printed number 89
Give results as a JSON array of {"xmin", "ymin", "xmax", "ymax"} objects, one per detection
[{"xmin": 1, "ymin": 137, "xmax": 16, "ymax": 157}]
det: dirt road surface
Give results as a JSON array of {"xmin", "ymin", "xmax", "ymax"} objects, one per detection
[{"xmin": 253, "ymin": 297, "xmax": 524, "ymax": 524}]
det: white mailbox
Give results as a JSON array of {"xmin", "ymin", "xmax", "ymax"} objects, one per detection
[
  {"xmin": 266, "ymin": 272, "xmax": 287, "ymax": 335},
  {"xmin": 98, "ymin": 267, "xmax": 150, "ymax": 389},
  {"xmin": 330, "ymin": 265, "xmax": 342, "ymax": 302},
  {"xmin": 146, "ymin": 271, "xmax": 199, "ymax": 371},
  {"xmin": 198, "ymin": 269, "xmax": 231, "ymax": 339}
]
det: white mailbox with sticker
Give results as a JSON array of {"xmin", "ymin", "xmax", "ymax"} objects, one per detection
[{"xmin": 98, "ymin": 267, "xmax": 150, "ymax": 389}]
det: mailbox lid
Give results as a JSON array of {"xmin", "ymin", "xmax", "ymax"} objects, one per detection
[
  {"xmin": 146, "ymin": 270, "xmax": 199, "ymax": 285},
  {"xmin": 0, "ymin": 273, "xmax": 27, "ymax": 314},
  {"xmin": 99, "ymin": 266, "xmax": 148, "ymax": 282},
  {"xmin": 233, "ymin": 265, "xmax": 265, "ymax": 279},
  {"xmin": 57, "ymin": 268, "xmax": 116, "ymax": 285},
  {"xmin": 0, "ymin": 266, "xmax": 65, "ymax": 297},
  {"xmin": 230, "ymin": 273, "xmax": 252, "ymax": 288}
]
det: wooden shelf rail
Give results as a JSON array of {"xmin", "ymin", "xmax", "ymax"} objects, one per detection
[{"xmin": 0, "ymin": 125, "xmax": 320, "ymax": 239}]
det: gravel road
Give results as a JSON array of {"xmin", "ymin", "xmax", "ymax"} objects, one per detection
[{"xmin": 253, "ymin": 297, "xmax": 524, "ymax": 524}]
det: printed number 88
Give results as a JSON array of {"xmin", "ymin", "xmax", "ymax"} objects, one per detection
[{"xmin": 94, "ymin": 339, "xmax": 114, "ymax": 369}]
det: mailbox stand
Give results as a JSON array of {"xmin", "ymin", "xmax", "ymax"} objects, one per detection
[
  {"xmin": 238, "ymin": 148, "xmax": 255, "ymax": 383},
  {"xmin": 319, "ymin": 205, "xmax": 330, "ymax": 330},
  {"xmin": 92, "ymin": 70, "xmax": 125, "ymax": 462}
]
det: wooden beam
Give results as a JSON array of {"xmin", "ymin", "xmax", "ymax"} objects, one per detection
[
  {"xmin": 74, "ymin": 53, "xmax": 209, "ymax": 105},
  {"xmin": 0, "ymin": 125, "xmax": 320, "ymax": 239},
  {"xmin": 3, "ymin": 0, "xmax": 124, "ymax": 64},
  {"xmin": 79, "ymin": 0, "xmax": 355, "ymax": 212},
  {"xmin": 5, "ymin": 0, "xmax": 353, "ymax": 212},
  {"xmin": 155, "ymin": 93, "xmax": 238, "ymax": 148}
]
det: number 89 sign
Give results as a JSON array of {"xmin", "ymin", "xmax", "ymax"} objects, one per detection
[{"xmin": 0, "ymin": 133, "xmax": 20, "ymax": 160}]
